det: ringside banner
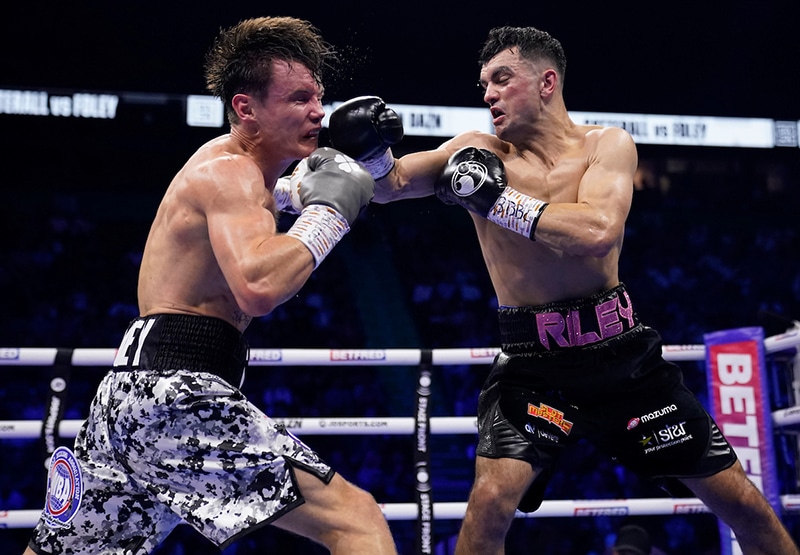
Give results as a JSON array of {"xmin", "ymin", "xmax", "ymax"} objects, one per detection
[
  {"xmin": 2, "ymin": 88, "xmax": 798, "ymax": 148},
  {"xmin": 704, "ymin": 327, "xmax": 779, "ymax": 555},
  {"xmin": 571, "ymin": 111, "xmax": 777, "ymax": 148}
]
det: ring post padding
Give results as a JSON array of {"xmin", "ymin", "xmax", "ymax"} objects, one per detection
[{"xmin": 414, "ymin": 351, "xmax": 434, "ymax": 555}]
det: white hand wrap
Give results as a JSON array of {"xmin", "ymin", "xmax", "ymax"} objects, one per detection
[
  {"xmin": 286, "ymin": 205, "xmax": 350, "ymax": 267},
  {"xmin": 487, "ymin": 187, "xmax": 549, "ymax": 240},
  {"xmin": 360, "ymin": 148, "xmax": 395, "ymax": 180},
  {"xmin": 273, "ymin": 177, "xmax": 300, "ymax": 214},
  {"xmin": 273, "ymin": 160, "xmax": 312, "ymax": 215}
]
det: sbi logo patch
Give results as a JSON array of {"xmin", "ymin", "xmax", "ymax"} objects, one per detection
[
  {"xmin": 44, "ymin": 446, "xmax": 83, "ymax": 528},
  {"xmin": 451, "ymin": 161, "xmax": 487, "ymax": 197}
]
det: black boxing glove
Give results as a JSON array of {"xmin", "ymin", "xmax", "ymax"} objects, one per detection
[
  {"xmin": 435, "ymin": 147, "xmax": 549, "ymax": 240},
  {"xmin": 328, "ymin": 96, "xmax": 404, "ymax": 179},
  {"xmin": 286, "ymin": 147, "xmax": 374, "ymax": 266}
]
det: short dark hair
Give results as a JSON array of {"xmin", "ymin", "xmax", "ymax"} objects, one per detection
[
  {"xmin": 204, "ymin": 16, "xmax": 336, "ymax": 123},
  {"xmin": 479, "ymin": 26, "xmax": 566, "ymax": 80}
]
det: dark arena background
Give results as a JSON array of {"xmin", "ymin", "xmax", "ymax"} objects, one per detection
[{"xmin": 2, "ymin": 2, "xmax": 799, "ymax": 554}]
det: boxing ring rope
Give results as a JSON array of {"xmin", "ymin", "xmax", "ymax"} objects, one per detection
[{"xmin": 2, "ymin": 327, "xmax": 800, "ymax": 532}]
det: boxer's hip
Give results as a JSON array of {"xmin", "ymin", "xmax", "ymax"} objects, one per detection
[{"xmin": 111, "ymin": 313, "xmax": 249, "ymax": 388}]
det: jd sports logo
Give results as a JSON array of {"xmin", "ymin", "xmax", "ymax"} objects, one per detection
[{"xmin": 451, "ymin": 161, "xmax": 487, "ymax": 197}]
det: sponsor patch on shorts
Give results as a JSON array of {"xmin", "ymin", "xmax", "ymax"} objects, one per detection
[{"xmin": 43, "ymin": 446, "xmax": 83, "ymax": 528}]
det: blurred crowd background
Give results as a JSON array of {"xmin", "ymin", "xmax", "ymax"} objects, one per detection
[
  {"xmin": 2, "ymin": 2, "xmax": 800, "ymax": 552},
  {"xmin": 1, "ymin": 125, "xmax": 799, "ymax": 553}
]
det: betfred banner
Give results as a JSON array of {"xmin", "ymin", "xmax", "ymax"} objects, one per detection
[{"xmin": 704, "ymin": 327, "xmax": 779, "ymax": 555}]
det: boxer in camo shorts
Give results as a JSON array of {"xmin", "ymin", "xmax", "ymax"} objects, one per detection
[
  {"xmin": 25, "ymin": 15, "xmax": 397, "ymax": 555},
  {"xmin": 31, "ymin": 314, "xmax": 334, "ymax": 554}
]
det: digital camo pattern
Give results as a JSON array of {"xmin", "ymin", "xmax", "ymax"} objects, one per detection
[{"xmin": 30, "ymin": 369, "xmax": 332, "ymax": 554}]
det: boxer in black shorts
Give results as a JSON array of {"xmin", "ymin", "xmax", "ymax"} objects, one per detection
[
  {"xmin": 327, "ymin": 22, "xmax": 798, "ymax": 555},
  {"xmin": 476, "ymin": 284, "xmax": 736, "ymax": 512}
]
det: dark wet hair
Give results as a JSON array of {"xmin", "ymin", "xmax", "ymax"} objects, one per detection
[
  {"xmin": 479, "ymin": 26, "xmax": 566, "ymax": 80},
  {"xmin": 204, "ymin": 16, "xmax": 336, "ymax": 123}
]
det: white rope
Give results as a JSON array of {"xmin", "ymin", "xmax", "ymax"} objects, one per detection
[
  {"xmin": 3, "ymin": 496, "xmax": 799, "ymax": 528},
  {"xmin": 2, "ymin": 330, "xmax": 798, "ymax": 369},
  {"xmin": 2, "ymin": 325, "xmax": 798, "ymax": 368},
  {"xmin": 4, "ymin": 406, "xmax": 800, "ymax": 440},
  {"xmin": 765, "ymin": 324, "xmax": 800, "ymax": 353},
  {"xmin": 2, "ymin": 329, "xmax": 798, "ymax": 530},
  {"xmin": 0, "ymin": 417, "xmax": 480, "ymax": 439},
  {"xmin": 0, "ymin": 345, "xmax": 703, "ymax": 367},
  {"xmin": 771, "ymin": 406, "xmax": 800, "ymax": 429}
]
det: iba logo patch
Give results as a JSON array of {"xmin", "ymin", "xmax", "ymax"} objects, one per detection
[{"xmin": 43, "ymin": 446, "xmax": 83, "ymax": 528}]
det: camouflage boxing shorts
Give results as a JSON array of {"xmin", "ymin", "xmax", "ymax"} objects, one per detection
[
  {"xmin": 477, "ymin": 284, "xmax": 737, "ymax": 512},
  {"xmin": 29, "ymin": 314, "xmax": 333, "ymax": 554}
]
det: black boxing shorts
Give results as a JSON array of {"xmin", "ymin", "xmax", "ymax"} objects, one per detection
[
  {"xmin": 111, "ymin": 312, "xmax": 250, "ymax": 387},
  {"xmin": 28, "ymin": 314, "xmax": 334, "ymax": 555},
  {"xmin": 476, "ymin": 284, "xmax": 737, "ymax": 512}
]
